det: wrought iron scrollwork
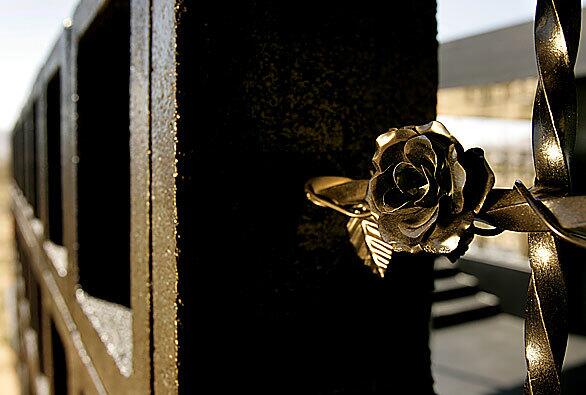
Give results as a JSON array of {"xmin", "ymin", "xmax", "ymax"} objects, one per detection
[{"xmin": 305, "ymin": 0, "xmax": 584, "ymax": 393}]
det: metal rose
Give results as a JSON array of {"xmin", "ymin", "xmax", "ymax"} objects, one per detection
[{"xmin": 366, "ymin": 121, "xmax": 494, "ymax": 255}]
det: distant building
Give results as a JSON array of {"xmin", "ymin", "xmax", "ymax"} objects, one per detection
[{"xmin": 438, "ymin": 9, "xmax": 586, "ymax": 158}]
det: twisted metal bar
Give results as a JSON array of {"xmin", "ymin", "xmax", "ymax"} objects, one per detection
[
  {"xmin": 525, "ymin": 0, "xmax": 580, "ymax": 393},
  {"xmin": 515, "ymin": 180, "xmax": 586, "ymax": 249}
]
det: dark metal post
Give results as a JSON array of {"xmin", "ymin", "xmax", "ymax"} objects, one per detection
[{"xmin": 151, "ymin": 1, "xmax": 438, "ymax": 393}]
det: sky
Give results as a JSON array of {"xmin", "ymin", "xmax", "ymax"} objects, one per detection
[
  {"xmin": 0, "ymin": 0, "xmax": 78, "ymax": 133},
  {"xmin": 0, "ymin": 0, "xmax": 578, "ymax": 132},
  {"xmin": 437, "ymin": 0, "xmax": 537, "ymax": 42}
]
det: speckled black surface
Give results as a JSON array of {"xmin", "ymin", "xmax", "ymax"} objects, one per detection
[{"xmin": 174, "ymin": 1, "xmax": 437, "ymax": 393}]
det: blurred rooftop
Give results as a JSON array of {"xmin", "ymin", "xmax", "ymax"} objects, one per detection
[{"xmin": 440, "ymin": 8, "xmax": 586, "ymax": 88}]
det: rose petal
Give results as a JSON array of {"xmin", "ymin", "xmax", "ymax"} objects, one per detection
[
  {"xmin": 382, "ymin": 185, "xmax": 410, "ymax": 211},
  {"xmin": 421, "ymin": 212, "xmax": 474, "ymax": 254},
  {"xmin": 392, "ymin": 162, "xmax": 427, "ymax": 200},
  {"xmin": 376, "ymin": 128, "xmax": 418, "ymax": 149},
  {"xmin": 436, "ymin": 161, "xmax": 453, "ymax": 194},
  {"xmin": 404, "ymin": 135, "xmax": 437, "ymax": 172},
  {"xmin": 379, "ymin": 143, "xmax": 408, "ymax": 174},
  {"xmin": 414, "ymin": 166, "xmax": 440, "ymax": 208},
  {"xmin": 460, "ymin": 148, "xmax": 495, "ymax": 213},
  {"xmin": 446, "ymin": 144, "xmax": 466, "ymax": 214},
  {"xmin": 415, "ymin": 121, "xmax": 461, "ymax": 147},
  {"xmin": 398, "ymin": 205, "xmax": 439, "ymax": 239},
  {"xmin": 372, "ymin": 128, "xmax": 417, "ymax": 171},
  {"xmin": 369, "ymin": 165, "xmax": 410, "ymax": 214},
  {"xmin": 377, "ymin": 210, "xmax": 425, "ymax": 247}
]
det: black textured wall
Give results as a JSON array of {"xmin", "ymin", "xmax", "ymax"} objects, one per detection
[{"xmin": 174, "ymin": 1, "xmax": 438, "ymax": 393}]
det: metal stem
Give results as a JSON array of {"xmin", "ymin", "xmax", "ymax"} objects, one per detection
[{"xmin": 524, "ymin": 0, "xmax": 580, "ymax": 393}]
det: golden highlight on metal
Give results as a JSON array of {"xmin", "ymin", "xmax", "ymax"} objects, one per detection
[{"xmin": 304, "ymin": 1, "xmax": 583, "ymax": 393}]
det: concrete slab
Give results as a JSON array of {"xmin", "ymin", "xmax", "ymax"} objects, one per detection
[{"xmin": 432, "ymin": 314, "xmax": 586, "ymax": 394}]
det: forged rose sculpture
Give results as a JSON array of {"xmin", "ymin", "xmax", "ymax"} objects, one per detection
[
  {"xmin": 366, "ymin": 121, "xmax": 494, "ymax": 256},
  {"xmin": 303, "ymin": 2, "xmax": 586, "ymax": 390}
]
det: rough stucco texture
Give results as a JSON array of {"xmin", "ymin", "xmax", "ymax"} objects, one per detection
[{"xmin": 172, "ymin": 1, "xmax": 438, "ymax": 393}]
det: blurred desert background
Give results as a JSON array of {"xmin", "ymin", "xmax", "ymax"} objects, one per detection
[
  {"xmin": 0, "ymin": 2, "xmax": 81, "ymax": 392},
  {"xmin": 0, "ymin": 133, "xmax": 20, "ymax": 394}
]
